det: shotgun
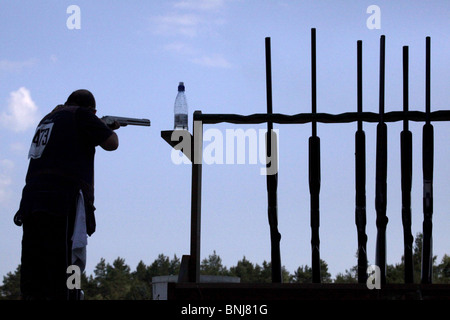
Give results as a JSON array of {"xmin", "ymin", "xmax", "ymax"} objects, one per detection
[
  {"xmin": 355, "ymin": 40, "xmax": 368, "ymax": 284},
  {"xmin": 101, "ymin": 116, "xmax": 151, "ymax": 127},
  {"xmin": 309, "ymin": 28, "xmax": 321, "ymax": 283},
  {"xmin": 421, "ymin": 36, "xmax": 434, "ymax": 284},
  {"xmin": 265, "ymin": 37, "xmax": 282, "ymax": 283},
  {"xmin": 401, "ymin": 46, "xmax": 414, "ymax": 283},
  {"xmin": 375, "ymin": 35, "xmax": 388, "ymax": 285}
]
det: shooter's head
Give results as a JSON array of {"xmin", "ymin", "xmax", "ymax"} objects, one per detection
[{"xmin": 65, "ymin": 89, "xmax": 96, "ymax": 113}]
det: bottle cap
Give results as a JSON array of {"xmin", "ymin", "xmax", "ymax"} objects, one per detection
[{"xmin": 178, "ymin": 82, "xmax": 185, "ymax": 92}]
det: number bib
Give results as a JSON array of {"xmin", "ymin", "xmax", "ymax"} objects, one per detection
[{"xmin": 28, "ymin": 121, "xmax": 54, "ymax": 159}]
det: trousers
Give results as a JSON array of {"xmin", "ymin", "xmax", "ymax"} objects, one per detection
[{"xmin": 20, "ymin": 209, "xmax": 81, "ymax": 300}]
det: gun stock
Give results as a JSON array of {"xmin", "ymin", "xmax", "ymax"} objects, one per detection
[
  {"xmin": 421, "ymin": 36, "xmax": 434, "ymax": 284},
  {"xmin": 375, "ymin": 35, "xmax": 388, "ymax": 285},
  {"xmin": 355, "ymin": 40, "xmax": 368, "ymax": 284},
  {"xmin": 265, "ymin": 37, "xmax": 282, "ymax": 283},
  {"xmin": 401, "ymin": 45, "xmax": 414, "ymax": 284}
]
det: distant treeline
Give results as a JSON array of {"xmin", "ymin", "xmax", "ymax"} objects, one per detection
[{"xmin": 1, "ymin": 233, "xmax": 449, "ymax": 299}]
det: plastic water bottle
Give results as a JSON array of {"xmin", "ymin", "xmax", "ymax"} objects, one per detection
[{"xmin": 174, "ymin": 82, "xmax": 188, "ymax": 130}]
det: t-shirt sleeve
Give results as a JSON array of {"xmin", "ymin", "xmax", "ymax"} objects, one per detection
[{"xmin": 76, "ymin": 107, "xmax": 114, "ymax": 147}]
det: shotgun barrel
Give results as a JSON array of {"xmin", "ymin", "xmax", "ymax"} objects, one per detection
[{"xmin": 102, "ymin": 116, "xmax": 151, "ymax": 127}]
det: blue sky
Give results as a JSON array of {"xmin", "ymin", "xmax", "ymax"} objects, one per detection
[{"xmin": 1, "ymin": 0, "xmax": 449, "ymax": 280}]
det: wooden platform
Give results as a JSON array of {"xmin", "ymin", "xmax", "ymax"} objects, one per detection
[{"xmin": 168, "ymin": 283, "xmax": 450, "ymax": 300}]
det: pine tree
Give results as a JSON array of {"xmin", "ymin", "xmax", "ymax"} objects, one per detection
[
  {"xmin": 229, "ymin": 256, "xmax": 261, "ymax": 283},
  {"xmin": 2, "ymin": 246, "xmax": 449, "ymax": 299},
  {"xmin": 291, "ymin": 260, "xmax": 332, "ymax": 283},
  {"xmin": 436, "ymin": 255, "xmax": 450, "ymax": 284},
  {"xmin": 0, "ymin": 265, "xmax": 21, "ymax": 300},
  {"xmin": 201, "ymin": 250, "xmax": 229, "ymax": 276}
]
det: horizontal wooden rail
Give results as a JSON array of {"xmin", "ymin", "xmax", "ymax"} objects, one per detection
[{"xmin": 193, "ymin": 110, "xmax": 450, "ymax": 125}]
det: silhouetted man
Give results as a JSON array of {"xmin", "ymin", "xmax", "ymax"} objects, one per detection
[{"xmin": 14, "ymin": 89, "xmax": 119, "ymax": 300}]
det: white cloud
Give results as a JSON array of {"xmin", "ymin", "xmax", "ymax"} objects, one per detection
[
  {"xmin": 9, "ymin": 142, "xmax": 27, "ymax": 154},
  {"xmin": 153, "ymin": 13, "xmax": 201, "ymax": 37},
  {"xmin": 152, "ymin": 0, "xmax": 231, "ymax": 69},
  {"xmin": 191, "ymin": 54, "xmax": 232, "ymax": 68},
  {"xmin": 0, "ymin": 58, "xmax": 37, "ymax": 72},
  {"xmin": 1, "ymin": 87, "xmax": 39, "ymax": 132},
  {"xmin": 163, "ymin": 41, "xmax": 198, "ymax": 55},
  {"xmin": 151, "ymin": 0, "xmax": 227, "ymax": 37},
  {"xmin": 0, "ymin": 159, "xmax": 15, "ymax": 204},
  {"xmin": 174, "ymin": 0, "xmax": 225, "ymax": 11}
]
